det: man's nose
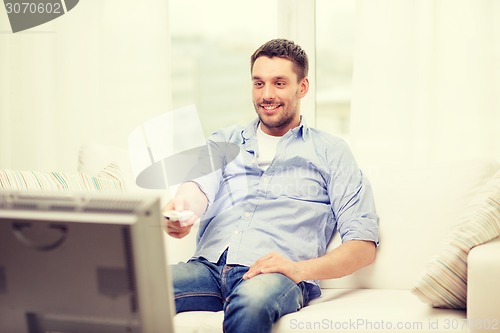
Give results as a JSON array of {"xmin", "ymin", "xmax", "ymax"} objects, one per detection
[{"xmin": 262, "ymin": 85, "xmax": 275, "ymax": 100}]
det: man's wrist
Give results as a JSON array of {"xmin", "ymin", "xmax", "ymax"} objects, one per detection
[{"xmin": 294, "ymin": 261, "xmax": 308, "ymax": 283}]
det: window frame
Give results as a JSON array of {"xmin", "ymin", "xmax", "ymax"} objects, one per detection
[{"xmin": 277, "ymin": 0, "xmax": 317, "ymax": 126}]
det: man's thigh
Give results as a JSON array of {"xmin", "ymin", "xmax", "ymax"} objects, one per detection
[
  {"xmin": 223, "ymin": 273, "xmax": 307, "ymax": 333},
  {"xmin": 170, "ymin": 260, "xmax": 224, "ymax": 313}
]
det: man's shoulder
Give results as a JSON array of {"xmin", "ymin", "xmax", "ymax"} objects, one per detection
[
  {"xmin": 304, "ymin": 127, "xmax": 357, "ymax": 166},
  {"xmin": 307, "ymin": 127, "xmax": 348, "ymax": 148}
]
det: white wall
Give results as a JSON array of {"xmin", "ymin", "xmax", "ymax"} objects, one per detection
[
  {"xmin": 0, "ymin": 0, "xmax": 170, "ymax": 172},
  {"xmin": 350, "ymin": 0, "xmax": 500, "ymax": 167}
]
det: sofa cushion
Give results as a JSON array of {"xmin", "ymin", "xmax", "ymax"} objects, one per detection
[
  {"xmin": 78, "ymin": 144, "xmax": 133, "ymax": 190},
  {"xmin": 321, "ymin": 159, "xmax": 499, "ymax": 290},
  {"xmin": 174, "ymin": 289, "xmax": 467, "ymax": 333},
  {"xmin": 412, "ymin": 170, "xmax": 500, "ymax": 309},
  {"xmin": 78, "ymin": 143, "xmax": 171, "ymax": 206},
  {"xmin": 0, "ymin": 163, "xmax": 124, "ymax": 192}
]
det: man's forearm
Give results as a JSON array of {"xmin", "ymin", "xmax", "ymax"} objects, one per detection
[
  {"xmin": 243, "ymin": 240, "xmax": 376, "ymax": 283},
  {"xmin": 296, "ymin": 240, "xmax": 376, "ymax": 281},
  {"xmin": 175, "ymin": 181, "xmax": 208, "ymax": 217}
]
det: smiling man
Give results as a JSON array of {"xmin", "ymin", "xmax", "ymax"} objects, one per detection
[{"xmin": 164, "ymin": 39, "xmax": 379, "ymax": 333}]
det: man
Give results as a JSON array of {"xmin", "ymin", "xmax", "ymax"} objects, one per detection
[{"xmin": 164, "ymin": 38, "xmax": 379, "ymax": 333}]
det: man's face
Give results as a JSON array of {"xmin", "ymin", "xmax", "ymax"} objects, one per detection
[{"xmin": 251, "ymin": 56, "xmax": 309, "ymax": 136}]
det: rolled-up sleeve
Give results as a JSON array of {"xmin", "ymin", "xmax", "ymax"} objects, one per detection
[{"xmin": 328, "ymin": 141, "xmax": 379, "ymax": 246}]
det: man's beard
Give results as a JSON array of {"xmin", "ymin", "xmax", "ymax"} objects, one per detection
[{"xmin": 254, "ymin": 100, "xmax": 299, "ymax": 131}]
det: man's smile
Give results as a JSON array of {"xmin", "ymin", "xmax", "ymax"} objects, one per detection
[{"xmin": 260, "ymin": 103, "xmax": 283, "ymax": 114}]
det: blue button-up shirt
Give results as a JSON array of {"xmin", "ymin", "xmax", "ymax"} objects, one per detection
[{"xmin": 189, "ymin": 118, "xmax": 379, "ymax": 298}]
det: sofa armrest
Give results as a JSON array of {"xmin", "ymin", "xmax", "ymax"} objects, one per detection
[{"xmin": 467, "ymin": 236, "xmax": 500, "ymax": 333}]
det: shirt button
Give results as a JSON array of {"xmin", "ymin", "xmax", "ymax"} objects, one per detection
[{"xmin": 244, "ymin": 212, "xmax": 251, "ymax": 218}]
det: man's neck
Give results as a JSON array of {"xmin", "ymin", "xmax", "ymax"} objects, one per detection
[{"xmin": 259, "ymin": 118, "xmax": 301, "ymax": 137}]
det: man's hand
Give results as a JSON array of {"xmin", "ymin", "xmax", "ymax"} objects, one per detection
[
  {"xmin": 243, "ymin": 252, "xmax": 305, "ymax": 283},
  {"xmin": 163, "ymin": 198, "xmax": 196, "ymax": 239},
  {"xmin": 165, "ymin": 219, "xmax": 194, "ymax": 239},
  {"xmin": 162, "ymin": 182, "xmax": 208, "ymax": 239}
]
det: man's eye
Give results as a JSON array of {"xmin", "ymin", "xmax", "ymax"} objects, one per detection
[
  {"xmin": 254, "ymin": 82, "xmax": 263, "ymax": 87},
  {"xmin": 275, "ymin": 82, "xmax": 286, "ymax": 87}
]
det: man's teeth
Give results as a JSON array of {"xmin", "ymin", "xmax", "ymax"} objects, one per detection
[{"xmin": 263, "ymin": 105, "xmax": 279, "ymax": 110}]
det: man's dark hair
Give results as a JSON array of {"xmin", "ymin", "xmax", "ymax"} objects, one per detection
[{"xmin": 250, "ymin": 39, "xmax": 309, "ymax": 81}]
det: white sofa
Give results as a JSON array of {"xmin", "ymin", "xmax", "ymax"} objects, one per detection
[
  {"xmin": 2, "ymin": 144, "xmax": 499, "ymax": 333},
  {"xmin": 170, "ymin": 157, "xmax": 500, "ymax": 333}
]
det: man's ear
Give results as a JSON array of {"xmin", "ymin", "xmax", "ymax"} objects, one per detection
[{"xmin": 298, "ymin": 77, "xmax": 309, "ymax": 98}]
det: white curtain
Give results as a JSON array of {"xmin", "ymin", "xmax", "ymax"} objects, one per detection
[
  {"xmin": 350, "ymin": 0, "xmax": 500, "ymax": 167},
  {"xmin": 0, "ymin": 0, "xmax": 170, "ymax": 172}
]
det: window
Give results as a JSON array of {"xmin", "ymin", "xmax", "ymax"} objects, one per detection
[
  {"xmin": 169, "ymin": 0, "xmax": 278, "ymax": 136},
  {"xmin": 315, "ymin": 0, "xmax": 356, "ymax": 140},
  {"xmin": 169, "ymin": 0, "xmax": 355, "ymax": 139}
]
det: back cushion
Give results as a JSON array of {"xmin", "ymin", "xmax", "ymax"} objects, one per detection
[
  {"xmin": 0, "ymin": 164, "xmax": 124, "ymax": 193},
  {"xmin": 320, "ymin": 159, "xmax": 499, "ymax": 290},
  {"xmin": 78, "ymin": 144, "xmax": 133, "ymax": 190}
]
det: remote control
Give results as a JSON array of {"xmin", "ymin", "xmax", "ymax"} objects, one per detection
[{"xmin": 163, "ymin": 210, "xmax": 195, "ymax": 226}]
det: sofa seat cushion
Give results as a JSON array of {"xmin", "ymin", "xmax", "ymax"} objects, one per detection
[{"xmin": 174, "ymin": 289, "xmax": 466, "ymax": 333}]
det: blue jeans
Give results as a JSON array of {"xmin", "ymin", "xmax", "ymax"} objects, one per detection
[{"xmin": 171, "ymin": 251, "xmax": 310, "ymax": 333}]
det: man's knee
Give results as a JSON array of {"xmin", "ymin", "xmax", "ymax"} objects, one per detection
[{"xmin": 225, "ymin": 273, "xmax": 303, "ymax": 319}]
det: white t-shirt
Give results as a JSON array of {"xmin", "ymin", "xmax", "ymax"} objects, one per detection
[{"xmin": 256, "ymin": 125, "xmax": 282, "ymax": 170}]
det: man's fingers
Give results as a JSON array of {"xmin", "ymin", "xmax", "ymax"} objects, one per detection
[
  {"xmin": 166, "ymin": 221, "xmax": 192, "ymax": 239},
  {"xmin": 244, "ymin": 254, "xmax": 279, "ymax": 279}
]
